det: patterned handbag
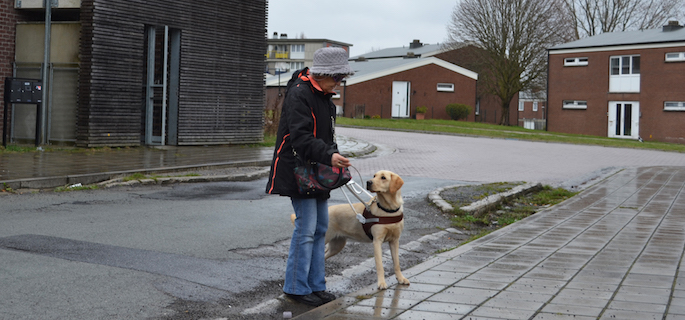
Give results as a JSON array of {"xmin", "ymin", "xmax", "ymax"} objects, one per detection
[{"xmin": 294, "ymin": 161, "xmax": 351, "ymax": 195}]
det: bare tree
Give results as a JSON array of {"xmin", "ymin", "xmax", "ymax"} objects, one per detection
[
  {"xmin": 563, "ymin": 0, "xmax": 685, "ymax": 39},
  {"xmin": 446, "ymin": 0, "xmax": 573, "ymax": 125}
]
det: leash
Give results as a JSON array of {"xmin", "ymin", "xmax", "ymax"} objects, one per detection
[{"xmin": 339, "ymin": 165, "xmax": 375, "ymax": 224}]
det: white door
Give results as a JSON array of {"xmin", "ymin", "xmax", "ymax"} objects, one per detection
[
  {"xmin": 608, "ymin": 101, "xmax": 639, "ymax": 139},
  {"xmin": 391, "ymin": 81, "xmax": 410, "ymax": 118}
]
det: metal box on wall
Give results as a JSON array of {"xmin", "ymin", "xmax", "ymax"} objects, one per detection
[
  {"xmin": 15, "ymin": 0, "xmax": 81, "ymax": 9},
  {"xmin": 4, "ymin": 78, "xmax": 43, "ymax": 104}
]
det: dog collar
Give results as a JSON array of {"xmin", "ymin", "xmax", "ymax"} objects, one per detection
[{"xmin": 373, "ymin": 199, "xmax": 401, "ymax": 213}]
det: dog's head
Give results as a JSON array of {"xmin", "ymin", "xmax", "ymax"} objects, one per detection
[{"xmin": 366, "ymin": 170, "xmax": 404, "ymax": 194}]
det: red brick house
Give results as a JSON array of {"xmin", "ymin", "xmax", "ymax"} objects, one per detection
[
  {"xmin": 265, "ymin": 41, "xmax": 532, "ymax": 125},
  {"xmin": 266, "ymin": 56, "xmax": 479, "ymax": 121},
  {"xmin": 518, "ymin": 91, "xmax": 547, "ymax": 129},
  {"xmin": 341, "ymin": 57, "xmax": 478, "ymax": 120},
  {"xmin": 433, "ymin": 43, "xmax": 520, "ymax": 126},
  {"xmin": 547, "ymin": 21, "xmax": 685, "ymax": 144}
]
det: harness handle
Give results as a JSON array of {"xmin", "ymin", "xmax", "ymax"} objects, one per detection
[{"xmin": 339, "ymin": 165, "xmax": 374, "ymax": 223}]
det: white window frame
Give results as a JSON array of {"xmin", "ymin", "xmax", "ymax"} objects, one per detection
[
  {"xmin": 564, "ymin": 57, "xmax": 589, "ymax": 66},
  {"xmin": 436, "ymin": 83, "xmax": 454, "ymax": 92},
  {"xmin": 290, "ymin": 61, "xmax": 304, "ymax": 71},
  {"xmin": 518, "ymin": 101, "xmax": 524, "ymax": 111},
  {"xmin": 609, "ymin": 55, "xmax": 640, "ymax": 93},
  {"xmin": 665, "ymin": 52, "xmax": 685, "ymax": 62},
  {"xmin": 532, "ymin": 101, "xmax": 538, "ymax": 112},
  {"xmin": 291, "ymin": 44, "xmax": 305, "ymax": 52},
  {"xmin": 563, "ymin": 100, "xmax": 587, "ymax": 109},
  {"xmin": 290, "ymin": 44, "xmax": 305, "ymax": 60},
  {"xmin": 664, "ymin": 101, "xmax": 685, "ymax": 111}
]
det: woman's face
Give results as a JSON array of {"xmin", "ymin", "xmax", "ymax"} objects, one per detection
[{"xmin": 318, "ymin": 76, "xmax": 343, "ymax": 93}]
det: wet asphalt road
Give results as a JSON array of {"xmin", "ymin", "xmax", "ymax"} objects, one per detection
[
  {"xmin": 3, "ymin": 127, "xmax": 685, "ymax": 319},
  {"xmin": 0, "ymin": 173, "xmax": 467, "ymax": 320}
]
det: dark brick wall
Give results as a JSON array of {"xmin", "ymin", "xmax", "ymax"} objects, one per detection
[
  {"xmin": 518, "ymin": 100, "xmax": 546, "ymax": 120},
  {"xmin": 0, "ymin": 2, "xmax": 18, "ymax": 141}
]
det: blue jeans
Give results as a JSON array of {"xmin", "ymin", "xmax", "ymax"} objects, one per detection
[{"xmin": 284, "ymin": 197, "xmax": 329, "ymax": 295}]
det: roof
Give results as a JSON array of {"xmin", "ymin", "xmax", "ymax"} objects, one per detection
[
  {"xmin": 350, "ymin": 43, "xmax": 445, "ymax": 60},
  {"xmin": 267, "ymin": 38, "xmax": 353, "ymax": 47},
  {"xmin": 264, "ymin": 57, "xmax": 478, "ymax": 87},
  {"xmin": 549, "ymin": 25, "xmax": 685, "ymax": 52}
]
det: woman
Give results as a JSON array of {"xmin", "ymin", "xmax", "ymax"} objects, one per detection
[{"xmin": 266, "ymin": 47, "xmax": 353, "ymax": 307}]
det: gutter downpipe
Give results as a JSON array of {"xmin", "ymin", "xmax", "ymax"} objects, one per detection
[
  {"xmin": 545, "ymin": 49, "xmax": 550, "ymax": 132},
  {"xmin": 41, "ymin": 0, "xmax": 52, "ymax": 145},
  {"xmin": 342, "ymin": 80, "xmax": 347, "ymax": 117}
]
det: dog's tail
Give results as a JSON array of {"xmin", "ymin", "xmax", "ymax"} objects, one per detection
[{"xmin": 290, "ymin": 213, "xmax": 296, "ymax": 226}]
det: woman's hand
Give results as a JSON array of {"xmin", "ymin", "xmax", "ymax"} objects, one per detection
[{"xmin": 331, "ymin": 153, "xmax": 350, "ymax": 168}]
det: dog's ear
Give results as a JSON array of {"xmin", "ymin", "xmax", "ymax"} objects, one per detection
[{"xmin": 389, "ymin": 173, "xmax": 404, "ymax": 194}]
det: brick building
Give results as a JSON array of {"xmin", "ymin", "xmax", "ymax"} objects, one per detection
[
  {"xmin": 266, "ymin": 56, "xmax": 478, "ymax": 121},
  {"xmin": 548, "ymin": 21, "xmax": 685, "ymax": 144},
  {"xmin": 517, "ymin": 91, "xmax": 546, "ymax": 130}
]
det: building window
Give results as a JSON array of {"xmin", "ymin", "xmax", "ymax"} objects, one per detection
[
  {"xmin": 609, "ymin": 55, "xmax": 640, "ymax": 92},
  {"xmin": 290, "ymin": 44, "xmax": 305, "ymax": 60},
  {"xmin": 436, "ymin": 83, "xmax": 454, "ymax": 92},
  {"xmin": 664, "ymin": 101, "xmax": 685, "ymax": 111},
  {"xmin": 291, "ymin": 44, "xmax": 304, "ymax": 52},
  {"xmin": 564, "ymin": 57, "xmax": 588, "ymax": 66},
  {"xmin": 290, "ymin": 61, "xmax": 304, "ymax": 71},
  {"xmin": 518, "ymin": 101, "xmax": 524, "ymax": 111},
  {"xmin": 533, "ymin": 101, "xmax": 538, "ymax": 112},
  {"xmin": 563, "ymin": 100, "xmax": 587, "ymax": 109},
  {"xmin": 666, "ymin": 52, "xmax": 685, "ymax": 62}
]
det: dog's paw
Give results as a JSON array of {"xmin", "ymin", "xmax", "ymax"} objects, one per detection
[
  {"xmin": 397, "ymin": 276, "xmax": 410, "ymax": 285},
  {"xmin": 377, "ymin": 281, "xmax": 388, "ymax": 290}
]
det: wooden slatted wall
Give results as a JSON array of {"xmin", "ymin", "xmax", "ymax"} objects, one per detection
[{"xmin": 78, "ymin": 0, "xmax": 267, "ymax": 147}]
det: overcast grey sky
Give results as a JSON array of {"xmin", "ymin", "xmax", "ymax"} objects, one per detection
[{"xmin": 267, "ymin": 0, "xmax": 458, "ymax": 57}]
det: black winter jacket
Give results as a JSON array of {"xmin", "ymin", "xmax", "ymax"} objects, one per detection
[{"xmin": 265, "ymin": 69, "xmax": 340, "ymax": 198}]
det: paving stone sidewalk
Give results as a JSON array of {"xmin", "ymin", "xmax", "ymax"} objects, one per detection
[{"xmin": 295, "ymin": 166, "xmax": 685, "ymax": 320}]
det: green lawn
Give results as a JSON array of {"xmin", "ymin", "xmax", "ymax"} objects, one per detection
[{"xmin": 337, "ymin": 117, "xmax": 685, "ymax": 153}]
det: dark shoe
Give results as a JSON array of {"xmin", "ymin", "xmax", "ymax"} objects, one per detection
[
  {"xmin": 313, "ymin": 291, "xmax": 336, "ymax": 303},
  {"xmin": 285, "ymin": 293, "xmax": 324, "ymax": 307}
]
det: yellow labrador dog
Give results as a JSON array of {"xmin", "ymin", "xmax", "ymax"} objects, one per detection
[{"xmin": 326, "ymin": 170, "xmax": 410, "ymax": 289}]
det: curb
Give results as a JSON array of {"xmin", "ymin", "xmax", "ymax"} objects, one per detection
[
  {"xmin": 2, "ymin": 160, "xmax": 272, "ymax": 190},
  {"xmin": 97, "ymin": 168, "xmax": 271, "ymax": 188},
  {"xmin": 0, "ymin": 134, "xmax": 374, "ymax": 191},
  {"xmin": 428, "ymin": 182, "xmax": 543, "ymax": 214}
]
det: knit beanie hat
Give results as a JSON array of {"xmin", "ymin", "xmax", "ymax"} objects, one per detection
[{"xmin": 309, "ymin": 47, "xmax": 354, "ymax": 76}]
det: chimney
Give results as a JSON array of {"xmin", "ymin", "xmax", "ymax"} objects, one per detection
[
  {"xmin": 663, "ymin": 21, "xmax": 683, "ymax": 32},
  {"xmin": 272, "ymin": 32, "xmax": 278, "ymax": 39},
  {"xmin": 409, "ymin": 39, "xmax": 423, "ymax": 49},
  {"xmin": 280, "ymin": 33, "xmax": 288, "ymax": 39}
]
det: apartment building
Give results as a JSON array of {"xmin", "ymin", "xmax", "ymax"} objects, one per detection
[
  {"xmin": 265, "ymin": 32, "xmax": 351, "ymax": 75},
  {"xmin": 548, "ymin": 21, "xmax": 685, "ymax": 144}
]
